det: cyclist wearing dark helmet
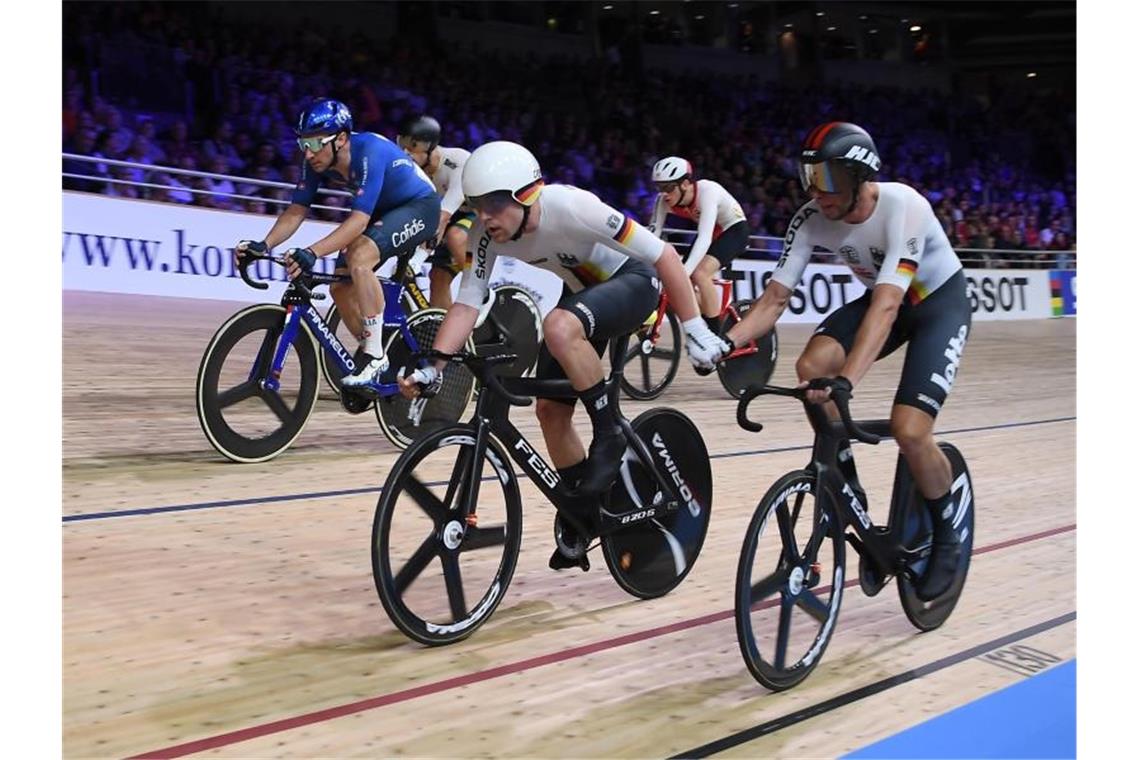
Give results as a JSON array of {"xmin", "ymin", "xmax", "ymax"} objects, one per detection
[
  {"xmin": 397, "ymin": 114, "xmax": 475, "ymax": 309},
  {"xmin": 234, "ymin": 98, "xmax": 440, "ymax": 391},
  {"xmin": 713, "ymin": 121, "xmax": 971, "ymax": 602}
]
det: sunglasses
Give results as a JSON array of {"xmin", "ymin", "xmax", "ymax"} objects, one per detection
[
  {"xmin": 466, "ymin": 190, "xmax": 518, "ymax": 215},
  {"xmin": 655, "ymin": 181, "xmax": 682, "ymax": 194},
  {"xmin": 297, "ymin": 134, "xmax": 337, "ymax": 153}
]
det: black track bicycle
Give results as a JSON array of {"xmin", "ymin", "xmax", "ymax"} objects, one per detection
[
  {"xmin": 733, "ymin": 380, "xmax": 975, "ymax": 690},
  {"xmin": 371, "ymin": 335, "xmax": 713, "ymax": 645}
]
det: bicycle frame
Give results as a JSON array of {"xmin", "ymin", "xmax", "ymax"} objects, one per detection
[
  {"xmin": 800, "ymin": 401, "xmax": 929, "ymax": 576},
  {"xmin": 445, "ymin": 345, "xmax": 696, "ymax": 540},
  {"xmin": 644, "ymin": 274, "xmax": 759, "ymax": 361},
  {"xmin": 257, "ymin": 270, "xmax": 426, "ymax": 399}
]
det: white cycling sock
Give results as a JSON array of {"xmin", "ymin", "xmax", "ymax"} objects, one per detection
[{"xmin": 361, "ymin": 314, "xmax": 384, "ymax": 359}]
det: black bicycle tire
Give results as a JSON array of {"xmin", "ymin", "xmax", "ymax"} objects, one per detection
[
  {"xmin": 476, "ymin": 285, "xmax": 543, "ymax": 378},
  {"xmin": 735, "ymin": 469, "xmax": 846, "ymax": 691},
  {"xmin": 600, "ymin": 407, "xmax": 712, "ymax": 599},
  {"xmin": 195, "ymin": 303, "xmax": 319, "ymax": 463},
  {"xmin": 372, "ymin": 424, "xmax": 523, "ymax": 645},
  {"xmin": 619, "ymin": 309, "xmax": 682, "ymax": 401},
  {"xmin": 716, "ymin": 300, "xmax": 778, "ymax": 399},
  {"xmin": 897, "ymin": 442, "xmax": 975, "ymax": 631},
  {"xmin": 374, "ymin": 309, "xmax": 475, "ymax": 449}
]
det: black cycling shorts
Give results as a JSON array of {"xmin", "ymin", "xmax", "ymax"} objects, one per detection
[
  {"xmin": 813, "ymin": 269, "xmax": 971, "ymax": 417},
  {"xmin": 535, "ymin": 259, "xmax": 660, "ymax": 406},
  {"xmin": 688, "ymin": 220, "xmax": 749, "ymax": 269},
  {"xmin": 335, "ymin": 194, "xmax": 442, "ymax": 270},
  {"xmin": 429, "ymin": 210, "xmax": 477, "ymax": 274}
]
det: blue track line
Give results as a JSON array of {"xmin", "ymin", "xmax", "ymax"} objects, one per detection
[{"xmin": 63, "ymin": 415, "xmax": 1074, "ymax": 524}]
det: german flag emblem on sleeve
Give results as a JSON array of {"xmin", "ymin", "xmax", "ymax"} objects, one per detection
[
  {"xmin": 896, "ymin": 258, "xmax": 918, "ymax": 278},
  {"xmin": 612, "ymin": 215, "xmax": 636, "ymax": 246}
]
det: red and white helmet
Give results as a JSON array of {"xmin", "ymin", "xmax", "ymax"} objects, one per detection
[{"xmin": 652, "ymin": 156, "xmax": 692, "ymax": 183}]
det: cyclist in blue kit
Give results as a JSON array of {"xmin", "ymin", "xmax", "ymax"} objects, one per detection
[{"xmin": 234, "ymin": 98, "xmax": 440, "ymax": 388}]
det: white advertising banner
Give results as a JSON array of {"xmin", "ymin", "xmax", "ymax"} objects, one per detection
[
  {"xmin": 62, "ymin": 191, "xmax": 566, "ymax": 310},
  {"xmin": 725, "ymin": 260, "xmax": 1053, "ymax": 323},
  {"xmin": 62, "ymin": 193, "xmax": 1054, "ymax": 321}
]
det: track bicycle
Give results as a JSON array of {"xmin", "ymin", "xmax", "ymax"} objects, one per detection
[
  {"xmin": 733, "ymin": 380, "xmax": 975, "ymax": 690},
  {"xmin": 371, "ymin": 335, "xmax": 713, "ymax": 645},
  {"xmin": 195, "ymin": 251, "xmax": 474, "ymax": 461}
]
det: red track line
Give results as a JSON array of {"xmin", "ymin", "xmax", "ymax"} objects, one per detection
[{"xmin": 130, "ymin": 522, "xmax": 1076, "ymax": 759}]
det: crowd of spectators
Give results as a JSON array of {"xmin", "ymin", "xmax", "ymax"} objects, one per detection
[{"xmin": 62, "ymin": 2, "xmax": 1075, "ymax": 263}]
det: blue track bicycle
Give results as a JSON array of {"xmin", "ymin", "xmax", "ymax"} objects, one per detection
[{"xmin": 195, "ymin": 250, "xmax": 475, "ymax": 462}]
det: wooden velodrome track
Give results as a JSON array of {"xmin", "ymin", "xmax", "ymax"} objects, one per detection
[{"xmin": 63, "ymin": 290, "xmax": 1075, "ymax": 759}]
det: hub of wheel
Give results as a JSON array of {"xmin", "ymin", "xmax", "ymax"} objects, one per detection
[
  {"xmin": 442, "ymin": 520, "xmax": 465, "ymax": 550},
  {"xmin": 787, "ymin": 565, "xmax": 805, "ymax": 595}
]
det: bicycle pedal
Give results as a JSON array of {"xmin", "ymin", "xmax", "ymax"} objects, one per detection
[
  {"xmin": 549, "ymin": 547, "xmax": 591, "ymax": 572},
  {"xmin": 339, "ymin": 391, "xmax": 374, "ymax": 414},
  {"xmin": 858, "ymin": 554, "xmax": 889, "ymax": 597}
]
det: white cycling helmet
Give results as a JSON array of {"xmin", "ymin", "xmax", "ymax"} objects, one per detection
[
  {"xmin": 462, "ymin": 141, "xmax": 544, "ymax": 207},
  {"xmin": 652, "ymin": 156, "xmax": 692, "ymax": 183}
]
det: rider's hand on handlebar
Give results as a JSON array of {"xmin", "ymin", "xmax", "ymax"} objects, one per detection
[
  {"xmin": 284, "ymin": 247, "xmax": 317, "ymax": 281},
  {"xmin": 398, "ymin": 365, "xmax": 443, "ymax": 400},
  {"xmin": 682, "ymin": 317, "xmax": 733, "ymax": 373},
  {"xmin": 234, "ymin": 239, "xmax": 268, "ymax": 265},
  {"xmin": 799, "ymin": 375, "xmax": 853, "ymax": 405}
]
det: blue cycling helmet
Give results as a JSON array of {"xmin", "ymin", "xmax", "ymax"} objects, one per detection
[{"xmin": 295, "ymin": 99, "xmax": 353, "ymax": 137}]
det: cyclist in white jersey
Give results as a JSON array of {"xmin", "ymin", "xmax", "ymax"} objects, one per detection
[
  {"xmin": 397, "ymin": 115, "xmax": 475, "ymax": 308},
  {"xmin": 399, "ymin": 141, "xmax": 728, "ymax": 569},
  {"xmin": 710, "ymin": 122, "xmax": 971, "ymax": 602},
  {"xmin": 647, "ymin": 157, "xmax": 750, "ymax": 331}
]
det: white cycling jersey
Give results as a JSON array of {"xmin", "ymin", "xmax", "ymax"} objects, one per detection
[
  {"xmin": 647, "ymin": 178, "xmax": 746, "ymax": 273},
  {"xmin": 431, "ymin": 146, "xmax": 470, "ymax": 216},
  {"xmin": 772, "ymin": 182, "xmax": 962, "ymax": 304},
  {"xmin": 456, "ymin": 184, "xmax": 665, "ymax": 309}
]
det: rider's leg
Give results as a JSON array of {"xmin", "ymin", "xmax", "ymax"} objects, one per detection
[
  {"xmin": 537, "ymin": 397, "xmax": 593, "ymax": 570},
  {"xmin": 329, "ymin": 275, "xmax": 362, "ymax": 341},
  {"xmin": 893, "ymin": 403, "xmax": 959, "ymax": 600},
  {"xmin": 428, "ymin": 266, "xmax": 454, "ymax": 310},
  {"xmin": 795, "ymin": 335, "xmax": 865, "ymax": 492},
  {"xmin": 536, "ymin": 397, "xmax": 587, "ymax": 470},
  {"xmin": 699, "ymin": 221, "xmax": 749, "ymax": 333},
  {"xmin": 340, "ymin": 236, "xmax": 388, "ymax": 385},
  {"xmin": 542, "ymin": 308, "xmax": 626, "ymax": 494},
  {"xmin": 892, "ymin": 405, "xmax": 952, "ymax": 498},
  {"xmin": 891, "ymin": 275, "xmax": 972, "ymax": 599},
  {"xmin": 693, "ymin": 256, "xmax": 722, "ymax": 330}
]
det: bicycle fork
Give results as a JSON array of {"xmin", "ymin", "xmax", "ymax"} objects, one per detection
[{"xmin": 257, "ymin": 306, "xmax": 304, "ymax": 393}]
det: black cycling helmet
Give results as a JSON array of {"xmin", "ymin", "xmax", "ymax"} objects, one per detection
[
  {"xmin": 398, "ymin": 114, "xmax": 442, "ymax": 155},
  {"xmin": 798, "ymin": 121, "xmax": 880, "ymax": 214}
]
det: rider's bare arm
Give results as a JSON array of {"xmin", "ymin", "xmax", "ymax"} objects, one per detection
[
  {"xmin": 725, "ymin": 280, "xmax": 791, "ymax": 346},
  {"xmin": 263, "ymin": 203, "xmax": 309, "ymax": 249},
  {"xmin": 656, "ymin": 243, "xmax": 700, "ymax": 322},
  {"xmin": 306, "ymin": 210, "xmax": 371, "ymax": 257},
  {"xmin": 838, "ymin": 283, "xmax": 904, "ymax": 385},
  {"xmin": 684, "ymin": 190, "xmax": 720, "ymax": 276}
]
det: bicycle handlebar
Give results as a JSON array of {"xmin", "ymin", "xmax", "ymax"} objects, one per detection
[
  {"xmin": 237, "ymin": 250, "xmax": 272, "ymax": 290},
  {"xmin": 237, "ymin": 249, "xmax": 357, "ymax": 301},
  {"xmin": 416, "ymin": 350, "xmax": 534, "ymax": 407},
  {"xmin": 735, "ymin": 381, "xmax": 882, "ymax": 445}
]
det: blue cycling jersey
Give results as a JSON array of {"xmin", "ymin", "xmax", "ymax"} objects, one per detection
[{"xmin": 291, "ymin": 132, "xmax": 436, "ymax": 222}]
